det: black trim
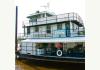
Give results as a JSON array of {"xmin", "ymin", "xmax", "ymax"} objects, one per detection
[{"xmin": 19, "ymin": 54, "xmax": 85, "ymax": 63}]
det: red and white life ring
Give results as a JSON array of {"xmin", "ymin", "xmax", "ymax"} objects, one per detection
[
  {"xmin": 55, "ymin": 43, "xmax": 63, "ymax": 48},
  {"xmin": 57, "ymin": 50, "xmax": 62, "ymax": 56}
]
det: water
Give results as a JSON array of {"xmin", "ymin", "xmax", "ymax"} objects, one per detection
[{"xmin": 16, "ymin": 60, "xmax": 85, "ymax": 70}]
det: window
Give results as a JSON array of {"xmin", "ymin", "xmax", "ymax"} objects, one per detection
[
  {"xmin": 65, "ymin": 23, "xmax": 70, "ymax": 29},
  {"xmin": 35, "ymin": 26, "xmax": 39, "ymax": 32},
  {"xmin": 29, "ymin": 18, "xmax": 37, "ymax": 23},
  {"xmin": 57, "ymin": 24, "xmax": 62, "ymax": 30},
  {"xmin": 72, "ymin": 23, "xmax": 75, "ymax": 31},
  {"xmin": 42, "ymin": 14, "xmax": 45, "ymax": 17},
  {"xmin": 46, "ymin": 25, "xmax": 51, "ymax": 33},
  {"xmin": 27, "ymin": 27, "xmax": 30, "ymax": 34}
]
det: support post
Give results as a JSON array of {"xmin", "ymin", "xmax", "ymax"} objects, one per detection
[
  {"xmin": 15, "ymin": 6, "xmax": 18, "ymax": 55},
  {"xmin": 70, "ymin": 21, "xmax": 73, "ymax": 37}
]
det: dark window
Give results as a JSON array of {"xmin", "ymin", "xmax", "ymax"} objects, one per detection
[
  {"xmin": 29, "ymin": 18, "xmax": 37, "ymax": 23},
  {"xmin": 65, "ymin": 23, "xmax": 70, "ymax": 29},
  {"xmin": 35, "ymin": 26, "xmax": 39, "ymax": 32},
  {"xmin": 27, "ymin": 27, "xmax": 30, "ymax": 34},
  {"xmin": 65, "ymin": 23, "xmax": 70, "ymax": 37},
  {"xmin": 46, "ymin": 25, "xmax": 51, "ymax": 33},
  {"xmin": 42, "ymin": 14, "xmax": 45, "ymax": 17},
  {"xmin": 57, "ymin": 24, "xmax": 62, "ymax": 30}
]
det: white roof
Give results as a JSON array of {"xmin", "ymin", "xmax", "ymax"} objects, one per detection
[
  {"xmin": 21, "ymin": 37, "xmax": 85, "ymax": 43},
  {"xmin": 30, "ymin": 11, "xmax": 55, "ymax": 16}
]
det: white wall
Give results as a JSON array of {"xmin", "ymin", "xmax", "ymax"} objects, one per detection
[
  {"xmin": 39, "ymin": 26, "xmax": 46, "ymax": 32},
  {"xmin": 66, "ymin": 43, "xmax": 76, "ymax": 48},
  {"xmin": 51, "ymin": 24, "xmax": 57, "ymax": 31},
  {"xmin": 30, "ymin": 27, "xmax": 33, "ymax": 33},
  {"xmin": 63, "ymin": 42, "xmax": 85, "ymax": 51},
  {"xmin": 63, "ymin": 42, "xmax": 77, "ymax": 51},
  {"xmin": 20, "ymin": 42, "xmax": 37, "ymax": 55},
  {"xmin": 25, "ymin": 28, "xmax": 27, "ymax": 34},
  {"xmin": 62, "ymin": 23, "xmax": 65, "ymax": 29}
]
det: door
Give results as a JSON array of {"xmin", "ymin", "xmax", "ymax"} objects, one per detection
[{"xmin": 65, "ymin": 23, "xmax": 70, "ymax": 37}]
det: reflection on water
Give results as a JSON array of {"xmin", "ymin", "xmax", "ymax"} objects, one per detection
[{"xmin": 16, "ymin": 59, "xmax": 85, "ymax": 70}]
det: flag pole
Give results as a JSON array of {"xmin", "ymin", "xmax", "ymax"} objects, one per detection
[{"xmin": 15, "ymin": 6, "xmax": 18, "ymax": 56}]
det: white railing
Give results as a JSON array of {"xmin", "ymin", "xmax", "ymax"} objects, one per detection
[
  {"xmin": 23, "ymin": 13, "xmax": 83, "ymax": 27},
  {"xmin": 18, "ymin": 29, "xmax": 85, "ymax": 39}
]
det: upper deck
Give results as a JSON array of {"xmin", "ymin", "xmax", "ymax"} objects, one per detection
[
  {"xmin": 18, "ymin": 11, "xmax": 85, "ymax": 40},
  {"xmin": 23, "ymin": 12, "xmax": 83, "ymax": 27}
]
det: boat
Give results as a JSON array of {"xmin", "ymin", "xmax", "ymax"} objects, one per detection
[{"xmin": 17, "ymin": 11, "xmax": 85, "ymax": 63}]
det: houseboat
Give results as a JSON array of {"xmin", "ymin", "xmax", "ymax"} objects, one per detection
[{"xmin": 18, "ymin": 11, "xmax": 85, "ymax": 63}]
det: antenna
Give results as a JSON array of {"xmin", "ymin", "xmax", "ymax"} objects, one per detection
[{"xmin": 40, "ymin": 2, "xmax": 50, "ymax": 11}]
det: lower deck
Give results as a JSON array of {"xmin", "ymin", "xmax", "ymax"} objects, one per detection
[{"xmin": 18, "ymin": 42, "xmax": 85, "ymax": 63}]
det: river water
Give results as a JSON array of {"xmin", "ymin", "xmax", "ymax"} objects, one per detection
[{"xmin": 16, "ymin": 60, "xmax": 85, "ymax": 70}]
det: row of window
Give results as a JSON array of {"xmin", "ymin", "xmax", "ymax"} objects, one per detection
[
  {"xmin": 27, "ymin": 23, "xmax": 78, "ymax": 34},
  {"xmin": 27, "ymin": 24, "xmax": 64, "ymax": 34}
]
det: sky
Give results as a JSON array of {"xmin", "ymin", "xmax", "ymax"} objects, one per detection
[{"xmin": 15, "ymin": 0, "xmax": 85, "ymax": 33}]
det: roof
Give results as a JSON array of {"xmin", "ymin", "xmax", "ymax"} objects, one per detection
[
  {"xmin": 27, "ymin": 11, "xmax": 55, "ymax": 18},
  {"xmin": 21, "ymin": 37, "xmax": 85, "ymax": 43}
]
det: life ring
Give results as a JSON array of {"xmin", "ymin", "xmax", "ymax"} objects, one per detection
[{"xmin": 57, "ymin": 50, "xmax": 62, "ymax": 56}]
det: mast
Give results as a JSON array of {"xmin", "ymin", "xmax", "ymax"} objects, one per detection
[
  {"xmin": 15, "ymin": 6, "xmax": 18, "ymax": 54},
  {"xmin": 40, "ymin": 2, "xmax": 50, "ymax": 11}
]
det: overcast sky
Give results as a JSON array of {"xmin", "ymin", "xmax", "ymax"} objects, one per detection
[{"xmin": 16, "ymin": 0, "xmax": 85, "ymax": 33}]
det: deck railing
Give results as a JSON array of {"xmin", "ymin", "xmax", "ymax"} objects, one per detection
[
  {"xmin": 23, "ymin": 13, "xmax": 83, "ymax": 26},
  {"xmin": 17, "ymin": 29, "xmax": 85, "ymax": 39}
]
